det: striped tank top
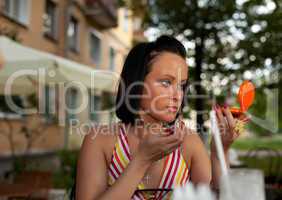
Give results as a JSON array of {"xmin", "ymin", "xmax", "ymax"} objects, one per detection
[{"xmin": 107, "ymin": 123, "xmax": 191, "ymax": 200}]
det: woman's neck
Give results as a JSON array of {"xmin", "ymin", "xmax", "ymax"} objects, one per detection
[{"xmin": 138, "ymin": 111, "xmax": 162, "ymax": 124}]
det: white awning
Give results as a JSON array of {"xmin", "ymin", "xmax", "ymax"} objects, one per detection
[{"xmin": 0, "ymin": 36, "xmax": 118, "ymax": 95}]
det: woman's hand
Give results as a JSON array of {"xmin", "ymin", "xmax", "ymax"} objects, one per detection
[
  {"xmin": 211, "ymin": 104, "xmax": 249, "ymax": 151},
  {"xmin": 133, "ymin": 120, "xmax": 185, "ymax": 166},
  {"xmin": 209, "ymin": 104, "xmax": 250, "ymax": 189}
]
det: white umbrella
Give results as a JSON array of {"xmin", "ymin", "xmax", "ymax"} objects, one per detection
[{"xmin": 0, "ymin": 36, "xmax": 117, "ymax": 95}]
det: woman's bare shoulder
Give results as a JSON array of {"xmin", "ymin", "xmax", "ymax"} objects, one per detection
[
  {"xmin": 183, "ymin": 127, "xmax": 205, "ymax": 146},
  {"xmin": 181, "ymin": 127, "xmax": 208, "ymax": 161},
  {"xmin": 81, "ymin": 122, "xmax": 121, "ymax": 154},
  {"xmin": 76, "ymin": 123, "xmax": 122, "ymax": 199},
  {"xmin": 182, "ymin": 127, "xmax": 211, "ymax": 183}
]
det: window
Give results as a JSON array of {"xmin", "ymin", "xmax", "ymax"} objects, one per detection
[
  {"xmin": 90, "ymin": 32, "xmax": 101, "ymax": 67},
  {"xmin": 3, "ymin": 0, "xmax": 30, "ymax": 25},
  {"xmin": 0, "ymin": 95, "xmax": 24, "ymax": 114},
  {"xmin": 109, "ymin": 47, "xmax": 116, "ymax": 71},
  {"xmin": 66, "ymin": 88, "xmax": 78, "ymax": 121},
  {"xmin": 43, "ymin": 0, "xmax": 57, "ymax": 39},
  {"xmin": 67, "ymin": 16, "xmax": 79, "ymax": 52},
  {"xmin": 89, "ymin": 90, "xmax": 101, "ymax": 122},
  {"xmin": 123, "ymin": 9, "xmax": 129, "ymax": 32},
  {"xmin": 43, "ymin": 85, "xmax": 56, "ymax": 121}
]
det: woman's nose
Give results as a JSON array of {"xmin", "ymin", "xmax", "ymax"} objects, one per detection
[{"xmin": 172, "ymin": 87, "xmax": 183, "ymax": 102}]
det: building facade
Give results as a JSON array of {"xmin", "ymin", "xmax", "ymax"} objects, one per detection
[{"xmin": 0, "ymin": 0, "xmax": 134, "ymax": 154}]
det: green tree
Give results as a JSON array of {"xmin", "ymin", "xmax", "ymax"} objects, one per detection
[
  {"xmin": 124, "ymin": 0, "xmax": 282, "ymax": 140},
  {"xmin": 235, "ymin": 0, "xmax": 282, "ymax": 135}
]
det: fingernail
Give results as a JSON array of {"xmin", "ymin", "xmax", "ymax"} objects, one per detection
[
  {"xmin": 164, "ymin": 127, "xmax": 173, "ymax": 132},
  {"xmin": 164, "ymin": 128, "xmax": 170, "ymax": 132},
  {"xmin": 243, "ymin": 118, "xmax": 250, "ymax": 122},
  {"xmin": 223, "ymin": 103, "xmax": 228, "ymax": 109}
]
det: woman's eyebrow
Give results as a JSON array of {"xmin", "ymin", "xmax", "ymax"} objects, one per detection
[{"xmin": 162, "ymin": 74, "xmax": 188, "ymax": 82}]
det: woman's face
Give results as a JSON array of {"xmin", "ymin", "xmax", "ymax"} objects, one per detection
[{"xmin": 139, "ymin": 52, "xmax": 188, "ymax": 123}]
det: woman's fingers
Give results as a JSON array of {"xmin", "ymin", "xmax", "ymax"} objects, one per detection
[
  {"xmin": 238, "ymin": 113, "xmax": 250, "ymax": 122},
  {"xmin": 222, "ymin": 106, "xmax": 241, "ymax": 139},
  {"xmin": 150, "ymin": 134, "xmax": 182, "ymax": 159},
  {"xmin": 153, "ymin": 137, "xmax": 182, "ymax": 159},
  {"xmin": 158, "ymin": 131, "xmax": 182, "ymax": 144},
  {"xmin": 178, "ymin": 120, "xmax": 186, "ymax": 140},
  {"xmin": 222, "ymin": 106, "xmax": 236, "ymax": 130},
  {"xmin": 139, "ymin": 120, "xmax": 185, "ymax": 160},
  {"xmin": 213, "ymin": 105, "xmax": 228, "ymax": 131}
]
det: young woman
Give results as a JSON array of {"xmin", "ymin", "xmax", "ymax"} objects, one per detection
[{"xmin": 75, "ymin": 35, "xmax": 246, "ymax": 200}]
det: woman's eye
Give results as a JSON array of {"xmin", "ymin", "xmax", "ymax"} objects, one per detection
[{"xmin": 160, "ymin": 80, "xmax": 171, "ymax": 87}]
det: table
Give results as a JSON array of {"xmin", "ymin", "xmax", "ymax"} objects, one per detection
[{"xmin": 0, "ymin": 183, "xmax": 38, "ymax": 199}]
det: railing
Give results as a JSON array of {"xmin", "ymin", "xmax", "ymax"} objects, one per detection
[{"xmin": 84, "ymin": 0, "xmax": 118, "ymax": 29}]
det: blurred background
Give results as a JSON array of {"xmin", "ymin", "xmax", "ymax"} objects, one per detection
[{"xmin": 0, "ymin": 0, "xmax": 281, "ymax": 199}]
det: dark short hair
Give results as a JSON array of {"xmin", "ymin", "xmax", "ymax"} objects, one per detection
[{"xmin": 115, "ymin": 35, "xmax": 188, "ymax": 125}]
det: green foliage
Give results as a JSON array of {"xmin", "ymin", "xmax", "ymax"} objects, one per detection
[
  {"xmin": 53, "ymin": 150, "xmax": 79, "ymax": 189},
  {"xmin": 13, "ymin": 157, "xmax": 27, "ymax": 174},
  {"xmin": 26, "ymin": 93, "xmax": 38, "ymax": 108},
  {"xmin": 247, "ymin": 86, "xmax": 281, "ymax": 136},
  {"xmin": 237, "ymin": 0, "xmax": 282, "ymax": 70},
  {"xmin": 127, "ymin": 0, "xmax": 282, "ymax": 135},
  {"xmin": 101, "ymin": 92, "xmax": 115, "ymax": 110},
  {"xmin": 232, "ymin": 136, "xmax": 282, "ymax": 151},
  {"xmin": 239, "ymin": 155, "xmax": 282, "ymax": 178}
]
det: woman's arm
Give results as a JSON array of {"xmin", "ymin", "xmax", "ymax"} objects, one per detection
[
  {"xmin": 182, "ymin": 129, "xmax": 212, "ymax": 185},
  {"xmin": 75, "ymin": 129, "xmax": 150, "ymax": 200},
  {"xmin": 210, "ymin": 142, "xmax": 230, "ymax": 189},
  {"xmin": 210, "ymin": 104, "xmax": 248, "ymax": 189}
]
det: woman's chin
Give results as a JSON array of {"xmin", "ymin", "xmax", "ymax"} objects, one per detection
[{"xmin": 158, "ymin": 113, "xmax": 177, "ymax": 123}]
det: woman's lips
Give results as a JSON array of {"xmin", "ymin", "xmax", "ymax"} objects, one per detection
[{"xmin": 167, "ymin": 106, "xmax": 178, "ymax": 112}]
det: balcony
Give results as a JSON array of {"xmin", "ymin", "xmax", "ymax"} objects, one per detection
[{"xmin": 84, "ymin": 0, "xmax": 118, "ymax": 29}]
